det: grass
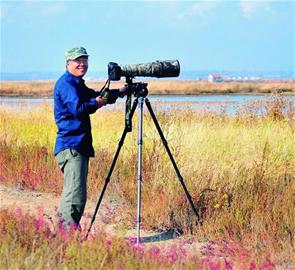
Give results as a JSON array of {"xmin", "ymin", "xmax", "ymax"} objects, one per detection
[
  {"xmin": 0, "ymin": 208, "xmax": 278, "ymax": 269},
  {"xmin": 0, "ymin": 208, "xmax": 199, "ymax": 270},
  {"xmin": 0, "ymin": 80, "xmax": 294, "ymax": 97},
  {"xmin": 0, "ymin": 95, "xmax": 294, "ymax": 268}
]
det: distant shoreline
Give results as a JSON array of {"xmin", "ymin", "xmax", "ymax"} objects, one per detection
[
  {"xmin": 1, "ymin": 69, "xmax": 294, "ymax": 81},
  {"xmin": 0, "ymin": 80, "xmax": 294, "ymax": 97}
]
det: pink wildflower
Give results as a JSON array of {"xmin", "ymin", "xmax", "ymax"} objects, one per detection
[
  {"xmin": 249, "ymin": 261, "xmax": 256, "ymax": 270},
  {"xmin": 34, "ymin": 207, "xmax": 45, "ymax": 232},
  {"xmin": 148, "ymin": 245, "xmax": 161, "ymax": 261},
  {"xmin": 105, "ymin": 239, "xmax": 112, "ymax": 250},
  {"xmin": 132, "ymin": 243, "xmax": 145, "ymax": 259},
  {"xmin": 202, "ymin": 257, "xmax": 222, "ymax": 270},
  {"xmin": 15, "ymin": 207, "xmax": 22, "ymax": 217},
  {"xmin": 224, "ymin": 258, "xmax": 233, "ymax": 270},
  {"xmin": 118, "ymin": 262, "xmax": 125, "ymax": 270},
  {"xmin": 259, "ymin": 258, "xmax": 275, "ymax": 270}
]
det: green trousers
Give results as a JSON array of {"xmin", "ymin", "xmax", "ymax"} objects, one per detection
[{"xmin": 55, "ymin": 149, "xmax": 89, "ymax": 229}]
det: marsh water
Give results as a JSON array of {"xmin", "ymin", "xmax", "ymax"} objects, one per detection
[{"xmin": 0, "ymin": 95, "xmax": 294, "ymax": 115}]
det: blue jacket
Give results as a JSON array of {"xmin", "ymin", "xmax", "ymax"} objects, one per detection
[{"xmin": 53, "ymin": 71, "xmax": 100, "ymax": 157}]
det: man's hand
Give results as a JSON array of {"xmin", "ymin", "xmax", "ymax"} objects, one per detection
[
  {"xmin": 96, "ymin": 96, "xmax": 107, "ymax": 108},
  {"xmin": 119, "ymin": 85, "xmax": 129, "ymax": 97},
  {"xmin": 100, "ymin": 89, "xmax": 118, "ymax": 104},
  {"xmin": 98, "ymin": 85, "xmax": 128, "ymax": 105}
]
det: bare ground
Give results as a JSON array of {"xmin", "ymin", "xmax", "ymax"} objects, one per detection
[{"xmin": 0, "ymin": 184, "xmax": 204, "ymax": 256}]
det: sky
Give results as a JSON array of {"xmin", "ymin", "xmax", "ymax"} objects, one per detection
[{"xmin": 1, "ymin": 0, "xmax": 294, "ymax": 74}]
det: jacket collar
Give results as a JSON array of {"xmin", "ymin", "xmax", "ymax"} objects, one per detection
[{"xmin": 65, "ymin": 70, "xmax": 84, "ymax": 84}]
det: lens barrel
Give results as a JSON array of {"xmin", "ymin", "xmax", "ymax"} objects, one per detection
[{"xmin": 121, "ymin": 60, "xmax": 180, "ymax": 78}]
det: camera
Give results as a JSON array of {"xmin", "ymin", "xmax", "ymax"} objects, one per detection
[{"xmin": 108, "ymin": 60, "xmax": 180, "ymax": 81}]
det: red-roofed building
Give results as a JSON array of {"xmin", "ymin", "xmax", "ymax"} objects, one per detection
[{"xmin": 208, "ymin": 74, "xmax": 224, "ymax": 82}]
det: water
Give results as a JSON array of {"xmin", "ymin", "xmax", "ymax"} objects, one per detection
[
  {"xmin": 1, "ymin": 95, "xmax": 294, "ymax": 115},
  {"xmin": 148, "ymin": 95, "xmax": 269, "ymax": 103},
  {"xmin": 0, "ymin": 94, "xmax": 266, "ymax": 108}
]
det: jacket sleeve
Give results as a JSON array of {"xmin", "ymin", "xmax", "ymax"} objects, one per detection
[
  {"xmin": 60, "ymin": 82, "xmax": 99, "ymax": 119},
  {"xmin": 86, "ymin": 86, "xmax": 101, "ymax": 99}
]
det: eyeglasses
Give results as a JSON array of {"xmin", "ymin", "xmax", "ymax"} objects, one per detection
[{"xmin": 70, "ymin": 58, "xmax": 88, "ymax": 65}]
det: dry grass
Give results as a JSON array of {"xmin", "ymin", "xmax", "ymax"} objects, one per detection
[
  {"xmin": 1, "ymin": 207, "xmax": 278, "ymax": 269},
  {"xmin": 0, "ymin": 80, "xmax": 294, "ymax": 97},
  {"xmin": 0, "ymin": 96, "xmax": 294, "ymax": 266}
]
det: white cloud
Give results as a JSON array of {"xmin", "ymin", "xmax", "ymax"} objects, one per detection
[
  {"xmin": 240, "ymin": 1, "xmax": 272, "ymax": 18},
  {"xmin": 39, "ymin": 3, "xmax": 65, "ymax": 17},
  {"xmin": 178, "ymin": 1, "xmax": 218, "ymax": 20}
]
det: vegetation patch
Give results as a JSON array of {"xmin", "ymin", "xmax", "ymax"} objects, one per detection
[{"xmin": 0, "ymin": 95, "xmax": 294, "ymax": 268}]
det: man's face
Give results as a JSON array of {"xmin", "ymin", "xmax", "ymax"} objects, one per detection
[{"xmin": 67, "ymin": 56, "xmax": 88, "ymax": 77}]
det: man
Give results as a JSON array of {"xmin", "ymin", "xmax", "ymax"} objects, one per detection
[{"xmin": 53, "ymin": 46, "xmax": 125, "ymax": 230}]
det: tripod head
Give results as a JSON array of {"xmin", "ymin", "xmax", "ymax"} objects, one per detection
[
  {"xmin": 125, "ymin": 77, "xmax": 148, "ymax": 98},
  {"xmin": 124, "ymin": 77, "xmax": 149, "ymax": 132}
]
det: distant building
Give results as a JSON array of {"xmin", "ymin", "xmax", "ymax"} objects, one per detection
[{"xmin": 208, "ymin": 74, "xmax": 223, "ymax": 82}]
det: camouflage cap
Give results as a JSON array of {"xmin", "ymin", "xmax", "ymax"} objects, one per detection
[{"xmin": 65, "ymin": 46, "xmax": 89, "ymax": 61}]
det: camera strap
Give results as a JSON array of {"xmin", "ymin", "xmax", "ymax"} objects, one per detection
[{"xmin": 100, "ymin": 78, "xmax": 111, "ymax": 94}]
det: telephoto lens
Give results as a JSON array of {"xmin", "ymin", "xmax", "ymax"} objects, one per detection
[
  {"xmin": 121, "ymin": 60, "xmax": 180, "ymax": 78},
  {"xmin": 108, "ymin": 60, "xmax": 180, "ymax": 80}
]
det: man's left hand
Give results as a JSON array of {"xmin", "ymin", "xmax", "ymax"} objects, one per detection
[
  {"xmin": 119, "ymin": 85, "xmax": 129, "ymax": 97},
  {"xmin": 100, "ymin": 88, "xmax": 119, "ymax": 104}
]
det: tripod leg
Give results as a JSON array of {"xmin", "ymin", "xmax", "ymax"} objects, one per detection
[
  {"xmin": 85, "ymin": 98, "xmax": 139, "ymax": 239},
  {"xmin": 144, "ymin": 98, "xmax": 201, "ymax": 224},
  {"xmin": 136, "ymin": 97, "xmax": 144, "ymax": 244}
]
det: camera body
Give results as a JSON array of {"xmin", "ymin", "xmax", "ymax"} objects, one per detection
[
  {"xmin": 108, "ymin": 62, "xmax": 122, "ymax": 81},
  {"xmin": 108, "ymin": 60, "xmax": 180, "ymax": 81}
]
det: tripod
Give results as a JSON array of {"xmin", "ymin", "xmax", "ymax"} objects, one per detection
[{"xmin": 86, "ymin": 83, "xmax": 200, "ymax": 243}]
